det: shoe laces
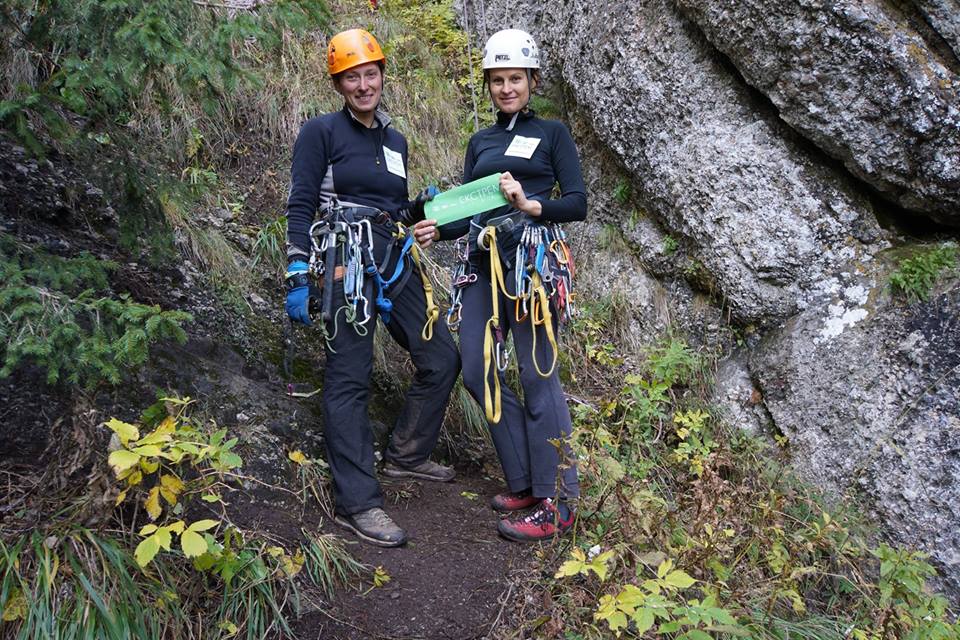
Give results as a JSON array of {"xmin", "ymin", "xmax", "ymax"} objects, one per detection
[
  {"xmin": 366, "ymin": 508, "xmax": 394, "ymax": 527},
  {"xmin": 518, "ymin": 500, "xmax": 555, "ymax": 525}
]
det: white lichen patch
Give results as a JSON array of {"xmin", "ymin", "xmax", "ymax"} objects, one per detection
[{"xmin": 816, "ymin": 283, "xmax": 871, "ymax": 343}]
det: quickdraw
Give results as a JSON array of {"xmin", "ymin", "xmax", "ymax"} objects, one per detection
[
  {"xmin": 463, "ymin": 221, "xmax": 576, "ymax": 423},
  {"xmin": 307, "ymin": 207, "xmax": 437, "ymax": 349}
]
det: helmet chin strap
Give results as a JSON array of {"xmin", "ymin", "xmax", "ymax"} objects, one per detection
[{"xmin": 506, "ymin": 110, "xmax": 520, "ymax": 131}]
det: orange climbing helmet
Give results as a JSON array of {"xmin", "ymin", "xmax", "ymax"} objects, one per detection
[{"xmin": 327, "ymin": 28, "xmax": 386, "ymax": 76}]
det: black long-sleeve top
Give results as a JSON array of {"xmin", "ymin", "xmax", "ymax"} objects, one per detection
[
  {"xmin": 439, "ymin": 109, "xmax": 587, "ymax": 258},
  {"xmin": 285, "ymin": 106, "xmax": 412, "ymax": 261}
]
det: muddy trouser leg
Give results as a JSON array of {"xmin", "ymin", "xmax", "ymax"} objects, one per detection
[
  {"xmin": 458, "ymin": 276, "xmax": 532, "ymax": 493},
  {"xmin": 382, "ymin": 272, "xmax": 461, "ymax": 467},
  {"xmin": 504, "ymin": 268, "xmax": 579, "ymax": 500},
  {"xmin": 322, "ymin": 280, "xmax": 383, "ymax": 516}
]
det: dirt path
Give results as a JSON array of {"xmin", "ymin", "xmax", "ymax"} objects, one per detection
[{"xmin": 289, "ymin": 471, "xmax": 531, "ymax": 640}]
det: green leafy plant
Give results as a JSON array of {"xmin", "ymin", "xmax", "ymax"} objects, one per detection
[
  {"xmin": 0, "ymin": 235, "xmax": 192, "ymax": 387},
  {"xmin": 613, "ymin": 179, "xmax": 632, "ymax": 205},
  {"xmin": 889, "ymin": 243, "xmax": 958, "ymax": 302},
  {"xmin": 671, "ymin": 409, "xmax": 716, "ymax": 477},
  {"xmin": 1, "ymin": 0, "xmax": 328, "ymax": 151},
  {"xmin": 252, "ymin": 215, "xmax": 288, "ymax": 269},
  {"xmin": 663, "ymin": 235, "xmax": 679, "ymax": 255},
  {"xmin": 591, "ymin": 558, "xmax": 743, "ymax": 638},
  {"xmin": 847, "ymin": 545, "xmax": 960, "ymax": 640}
]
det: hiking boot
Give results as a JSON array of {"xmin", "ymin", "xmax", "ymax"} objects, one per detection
[
  {"xmin": 382, "ymin": 459, "xmax": 456, "ymax": 482},
  {"xmin": 490, "ymin": 488, "xmax": 540, "ymax": 513},
  {"xmin": 497, "ymin": 498, "xmax": 575, "ymax": 542},
  {"xmin": 334, "ymin": 508, "xmax": 407, "ymax": 547}
]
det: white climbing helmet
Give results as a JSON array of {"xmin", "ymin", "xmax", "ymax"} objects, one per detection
[{"xmin": 482, "ymin": 29, "xmax": 540, "ymax": 70}]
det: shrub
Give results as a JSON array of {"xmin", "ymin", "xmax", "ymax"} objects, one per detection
[{"xmin": 0, "ymin": 234, "xmax": 192, "ymax": 387}]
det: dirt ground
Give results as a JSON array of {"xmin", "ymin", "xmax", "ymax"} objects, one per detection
[{"xmin": 289, "ymin": 472, "xmax": 532, "ymax": 640}]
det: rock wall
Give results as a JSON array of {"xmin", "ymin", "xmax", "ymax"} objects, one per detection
[
  {"xmin": 675, "ymin": 0, "xmax": 960, "ymax": 224},
  {"xmin": 459, "ymin": 0, "xmax": 960, "ymax": 594}
]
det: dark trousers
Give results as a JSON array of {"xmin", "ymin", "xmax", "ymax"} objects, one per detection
[
  {"xmin": 321, "ymin": 273, "xmax": 460, "ymax": 515},
  {"xmin": 458, "ymin": 270, "xmax": 579, "ymax": 499}
]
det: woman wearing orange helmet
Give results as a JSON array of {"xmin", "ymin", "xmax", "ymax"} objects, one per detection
[
  {"xmin": 413, "ymin": 29, "xmax": 587, "ymax": 542},
  {"xmin": 284, "ymin": 29, "xmax": 460, "ymax": 547}
]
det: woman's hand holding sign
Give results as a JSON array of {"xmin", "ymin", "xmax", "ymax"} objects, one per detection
[{"xmin": 499, "ymin": 171, "xmax": 541, "ymax": 217}]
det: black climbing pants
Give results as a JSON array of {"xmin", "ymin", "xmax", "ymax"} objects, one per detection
[
  {"xmin": 321, "ymin": 270, "xmax": 460, "ymax": 516},
  {"xmin": 458, "ymin": 269, "xmax": 579, "ymax": 500}
]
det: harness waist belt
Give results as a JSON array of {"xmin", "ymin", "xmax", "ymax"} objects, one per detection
[{"xmin": 334, "ymin": 205, "xmax": 394, "ymax": 227}]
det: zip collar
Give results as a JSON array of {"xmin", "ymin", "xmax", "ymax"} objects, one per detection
[
  {"xmin": 343, "ymin": 104, "xmax": 392, "ymax": 129},
  {"xmin": 496, "ymin": 108, "xmax": 535, "ymax": 131}
]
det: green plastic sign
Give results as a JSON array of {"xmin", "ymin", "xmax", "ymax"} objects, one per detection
[{"xmin": 424, "ymin": 173, "xmax": 509, "ymax": 225}]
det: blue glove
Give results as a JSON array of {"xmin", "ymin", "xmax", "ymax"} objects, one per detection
[{"xmin": 285, "ymin": 260, "xmax": 312, "ymax": 326}]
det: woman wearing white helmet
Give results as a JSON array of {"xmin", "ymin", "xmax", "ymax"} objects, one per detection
[{"xmin": 414, "ymin": 28, "xmax": 587, "ymax": 541}]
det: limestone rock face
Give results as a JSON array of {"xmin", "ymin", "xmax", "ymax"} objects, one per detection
[
  {"xmin": 675, "ymin": 0, "xmax": 960, "ymax": 224},
  {"xmin": 750, "ymin": 264, "xmax": 960, "ymax": 594},
  {"xmin": 915, "ymin": 0, "xmax": 960, "ymax": 60}
]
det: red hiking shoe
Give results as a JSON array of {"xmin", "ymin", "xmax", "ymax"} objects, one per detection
[
  {"xmin": 497, "ymin": 498, "xmax": 575, "ymax": 542},
  {"xmin": 490, "ymin": 489, "xmax": 540, "ymax": 513}
]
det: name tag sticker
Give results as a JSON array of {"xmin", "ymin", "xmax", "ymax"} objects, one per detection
[
  {"xmin": 383, "ymin": 146, "xmax": 406, "ymax": 178},
  {"xmin": 503, "ymin": 135, "xmax": 541, "ymax": 159}
]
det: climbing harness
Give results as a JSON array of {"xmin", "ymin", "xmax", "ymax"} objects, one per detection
[
  {"xmin": 306, "ymin": 204, "xmax": 438, "ymax": 349},
  {"xmin": 451, "ymin": 220, "xmax": 576, "ymax": 422}
]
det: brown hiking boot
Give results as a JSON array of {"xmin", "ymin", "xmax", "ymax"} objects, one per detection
[
  {"xmin": 334, "ymin": 508, "xmax": 407, "ymax": 547},
  {"xmin": 382, "ymin": 460, "xmax": 456, "ymax": 482}
]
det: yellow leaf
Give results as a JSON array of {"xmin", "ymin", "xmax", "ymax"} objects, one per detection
[
  {"xmin": 108, "ymin": 450, "xmax": 141, "ymax": 476},
  {"xmin": 657, "ymin": 558, "xmax": 673, "ymax": 579},
  {"xmin": 187, "ymin": 519, "xmax": 219, "ymax": 532},
  {"xmin": 140, "ymin": 524, "xmax": 159, "ymax": 536},
  {"xmin": 132, "ymin": 445, "xmax": 162, "ymax": 457},
  {"xmin": 140, "ymin": 458, "xmax": 159, "ymax": 474},
  {"xmin": 281, "ymin": 550, "xmax": 305, "ymax": 577},
  {"xmin": 105, "ymin": 418, "xmax": 139, "ymax": 445},
  {"xmin": 167, "ymin": 520, "xmax": 186, "ymax": 534},
  {"xmin": 115, "ymin": 489, "xmax": 128, "ymax": 506},
  {"xmin": 180, "ymin": 530, "xmax": 208, "ymax": 558},
  {"xmin": 134, "ymin": 536, "xmax": 160, "ymax": 567},
  {"xmin": 288, "ymin": 450, "xmax": 309, "ymax": 465},
  {"xmin": 1, "ymin": 587, "xmax": 27, "ymax": 621},
  {"xmin": 664, "ymin": 569, "xmax": 696, "ymax": 589},
  {"xmin": 155, "ymin": 527, "xmax": 172, "ymax": 551},
  {"xmin": 145, "ymin": 487, "xmax": 162, "ymax": 520},
  {"xmin": 156, "ymin": 416, "xmax": 178, "ymax": 434},
  {"xmin": 372, "ymin": 565, "xmax": 391, "ymax": 587},
  {"xmin": 126, "ymin": 470, "xmax": 143, "ymax": 487},
  {"xmin": 159, "ymin": 474, "xmax": 184, "ymax": 505}
]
